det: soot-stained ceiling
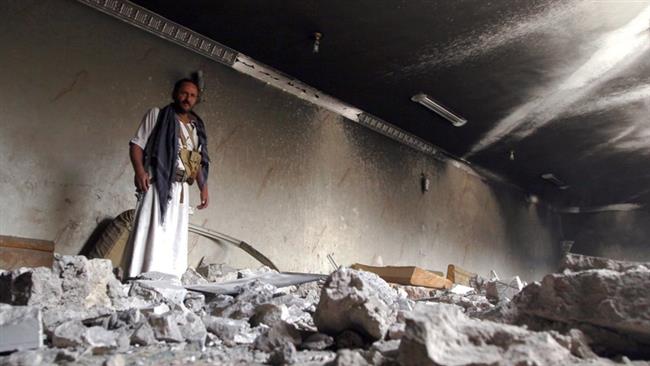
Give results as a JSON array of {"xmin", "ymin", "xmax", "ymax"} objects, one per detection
[{"xmin": 132, "ymin": 0, "xmax": 650, "ymax": 209}]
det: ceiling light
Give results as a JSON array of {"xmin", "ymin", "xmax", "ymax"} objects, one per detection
[
  {"xmin": 541, "ymin": 173, "xmax": 569, "ymax": 190},
  {"xmin": 411, "ymin": 93, "xmax": 467, "ymax": 127}
]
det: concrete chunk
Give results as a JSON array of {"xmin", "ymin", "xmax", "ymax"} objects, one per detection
[
  {"xmin": 131, "ymin": 321, "xmax": 156, "ymax": 346},
  {"xmin": 398, "ymin": 303, "xmax": 581, "ymax": 366},
  {"xmin": 148, "ymin": 313, "xmax": 184, "ymax": 343},
  {"xmin": 129, "ymin": 280, "xmax": 188, "ymax": 306},
  {"xmin": 560, "ymin": 253, "xmax": 649, "ymax": 273},
  {"xmin": 52, "ymin": 255, "xmax": 121, "ymax": 308},
  {"xmin": 202, "ymin": 315, "xmax": 255, "ymax": 346},
  {"xmin": 0, "ymin": 304, "xmax": 42, "ymax": 352},
  {"xmin": 514, "ymin": 265, "xmax": 650, "ymax": 357},
  {"xmin": 52, "ymin": 320, "xmax": 86, "ymax": 348},
  {"xmin": 9, "ymin": 267, "xmax": 62, "ymax": 307},
  {"xmin": 314, "ymin": 268, "xmax": 398, "ymax": 340}
]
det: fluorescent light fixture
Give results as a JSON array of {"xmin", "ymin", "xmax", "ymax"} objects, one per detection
[
  {"xmin": 541, "ymin": 173, "xmax": 569, "ymax": 190},
  {"xmin": 411, "ymin": 93, "xmax": 467, "ymax": 127}
]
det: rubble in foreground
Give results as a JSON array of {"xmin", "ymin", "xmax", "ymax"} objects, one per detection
[{"xmin": 0, "ymin": 253, "xmax": 649, "ymax": 365}]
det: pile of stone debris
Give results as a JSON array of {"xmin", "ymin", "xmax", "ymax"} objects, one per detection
[{"xmin": 0, "ymin": 253, "xmax": 648, "ymax": 365}]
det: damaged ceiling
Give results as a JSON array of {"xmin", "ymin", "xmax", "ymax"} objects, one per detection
[{"xmin": 131, "ymin": 0, "xmax": 650, "ymax": 208}]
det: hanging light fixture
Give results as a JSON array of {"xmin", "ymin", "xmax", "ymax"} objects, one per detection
[{"xmin": 411, "ymin": 93, "xmax": 467, "ymax": 127}]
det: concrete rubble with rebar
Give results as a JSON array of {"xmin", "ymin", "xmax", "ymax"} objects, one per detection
[{"xmin": 1, "ymin": 253, "xmax": 649, "ymax": 365}]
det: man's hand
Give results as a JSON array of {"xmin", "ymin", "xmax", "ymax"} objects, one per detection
[
  {"xmin": 197, "ymin": 186, "xmax": 209, "ymax": 209},
  {"xmin": 129, "ymin": 144, "xmax": 150, "ymax": 193},
  {"xmin": 134, "ymin": 169, "xmax": 150, "ymax": 193}
]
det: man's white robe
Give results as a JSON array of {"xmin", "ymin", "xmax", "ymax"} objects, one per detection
[{"xmin": 125, "ymin": 108, "xmax": 199, "ymax": 278}]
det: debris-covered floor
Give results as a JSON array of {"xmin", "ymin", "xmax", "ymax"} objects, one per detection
[{"xmin": 1, "ymin": 253, "xmax": 649, "ymax": 365}]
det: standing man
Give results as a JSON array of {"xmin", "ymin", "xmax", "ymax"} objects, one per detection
[{"xmin": 124, "ymin": 78, "xmax": 210, "ymax": 278}]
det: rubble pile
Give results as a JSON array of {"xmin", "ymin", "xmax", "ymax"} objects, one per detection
[
  {"xmin": 510, "ymin": 254, "xmax": 650, "ymax": 358},
  {"xmin": 0, "ymin": 253, "xmax": 649, "ymax": 365}
]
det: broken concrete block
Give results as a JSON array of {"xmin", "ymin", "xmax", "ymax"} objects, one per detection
[
  {"xmin": 267, "ymin": 341, "xmax": 296, "ymax": 365},
  {"xmin": 369, "ymin": 339, "xmax": 400, "ymax": 359},
  {"xmin": 314, "ymin": 268, "xmax": 398, "ymax": 340},
  {"xmin": 212, "ymin": 280, "xmax": 276, "ymax": 320},
  {"xmin": 560, "ymin": 253, "xmax": 649, "ymax": 273},
  {"xmin": 42, "ymin": 305, "xmax": 114, "ymax": 336},
  {"xmin": 181, "ymin": 268, "xmax": 209, "ymax": 286},
  {"xmin": 202, "ymin": 315, "xmax": 255, "ymax": 346},
  {"xmin": 397, "ymin": 303, "xmax": 583, "ymax": 366},
  {"xmin": 135, "ymin": 271, "xmax": 180, "ymax": 282},
  {"xmin": 237, "ymin": 266, "xmax": 274, "ymax": 279},
  {"xmin": 173, "ymin": 311, "xmax": 207, "ymax": 347},
  {"xmin": 148, "ymin": 313, "xmax": 184, "ymax": 343},
  {"xmin": 249, "ymin": 303, "xmax": 285, "ymax": 327},
  {"xmin": 140, "ymin": 303, "xmax": 171, "ymax": 317},
  {"xmin": 110, "ymin": 309, "xmax": 143, "ymax": 329},
  {"xmin": 83, "ymin": 326, "xmax": 119, "ymax": 354},
  {"xmin": 513, "ymin": 266, "xmax": 650, "ymax": 356},
  {"xmin": 390, "ymin": 284, "xmax": 433, "ymax": 301},
  {"xmin": 183, "ymin": 291, "xmax": 205, "ymax": 314},
  {"xmin": 196, "ymin": 263, "xmax": 237, "ymax": 282},
  {"xmin": 9, "ymin": 267, "xmax": 62, "ymax": 307},
  {"xmin": 386, "ymin": 322, "xmax": 405, "ymax": 340},
  {"xmin": 422, "ymin": 291, "xmax": 494, "ymax": 317},
  {"xmin": 131, "ymin": 321, "xmax": 156, "ymax": 346},
  {"xmin": 2, "ymin": 349, "xmax": 44, "ymax": 366},
  {"xmin": 51, "ymin": 320, "xmax": 87, "ymax": 348},
  {"xmin": 0, "ymin": 304, "xmax": 42, "ymax": 352},
  {"xmin": 289, "ymin": 279, "xmax": 322, "ymax": 305},
  {"xmin": 301, "ymin": 333, "xmax": 334, "ymax": 350},
  {"xmin": 103, "ymin": 354, "xmax": 126, "ymax": 366},
  {"xmin": 129, "ymin": 280, "xmax": 188, "ymax": 307},
  {"xmin": 52, "ymin": 255, "xmax": 121, "ymax": 309},
  {"xmin": 254, "ymin": 321, "xmax": 302, "ymax": 352}
]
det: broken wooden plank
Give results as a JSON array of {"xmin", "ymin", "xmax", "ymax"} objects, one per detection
[
  {"xmin": 351, "ymin": 263, "xmax": 452, "ymax": 289},
  {"xmin": 446, "ymin": 264, "xmax": 477, "ymax": 286},
  {"xmin": 0, "ymin": 235, "xmax": 54, "ymax": 270}
]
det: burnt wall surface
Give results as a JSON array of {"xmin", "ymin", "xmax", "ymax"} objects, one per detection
[
  {"xmin": 0, "ymin": 0, "xmax": 562, "ymax": 280},
  {"xmin": 561, "ymin": 210, "xmax": 650, "ymax": 262}
]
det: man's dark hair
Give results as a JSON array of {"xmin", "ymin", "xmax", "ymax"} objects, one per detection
[{"xmin": 172, "ymin": 78, "xmax": 201, "ymax": 98}]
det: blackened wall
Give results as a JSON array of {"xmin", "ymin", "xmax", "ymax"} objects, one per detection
[
  {"xmin": 0, "ymin": 0, "xmax": 563, "ymax": 280},
  {"xmin": 560, "ymin": 209, "xmax": 650, "ymax": 262}
]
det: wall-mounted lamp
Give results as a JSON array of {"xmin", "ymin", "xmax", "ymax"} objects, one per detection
[
  {"xmin": 509, "ymin": 150, "xmax": 515, "ymax": 161},
  {"xmin": 191, "ymin": 70, "xmax": 205, "ymax": 93},
  {"xmin": 411, "ymin": 93, "xmax": 467, "ymax": 127},
  {"xmin": 313, "ymin": 32, "xmax": 323, "ymax": 53},
  {"xmin": 421, "ymin": 173, "xmax": 430, "ymax": 193}
]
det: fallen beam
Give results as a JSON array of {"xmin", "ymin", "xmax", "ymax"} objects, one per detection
[{"xmin": 184, "ymin": 272, "xmax": 326, "ymax": 295}]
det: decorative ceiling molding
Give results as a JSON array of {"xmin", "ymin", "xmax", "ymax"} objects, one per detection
[
  {"xmin": 357, "ymin": 113, "xmax": 437, "ymax": 155},
  {"xmin": 77, "ymin": 0, "xmax": 238, "ymax": 66},
  {"xmin": 77, "ymin": 0, "xmax": 485, "ymax": 180}
]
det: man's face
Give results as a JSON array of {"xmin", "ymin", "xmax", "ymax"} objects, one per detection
[{"xmin": 173, "ymin": 82, "xmax": 199, "ymax": 113}]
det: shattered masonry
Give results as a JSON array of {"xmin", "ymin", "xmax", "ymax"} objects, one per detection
[{"xmin": 1, "ymin": 253, "xmax": 649, "ymax": 365}]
